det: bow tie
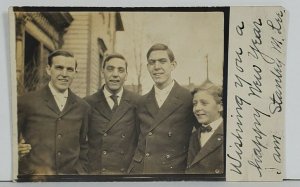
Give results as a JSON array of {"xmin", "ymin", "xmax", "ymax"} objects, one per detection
[{"xmin": 200, "ymin": 125, "xmax": 212, "ymax": 133}]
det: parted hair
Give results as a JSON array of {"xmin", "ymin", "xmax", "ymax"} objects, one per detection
[
  {"xmin": 48, "ymin": 49, "xmax": 78, "ymax": 69},
  {"xmin": 103, "ymin": 53, "xmax": 128, "ymax": 72},
  {"xmin": 146, "ymin": 43, "xmax": 175, "ymax": 62},
  {"xmin": 192, "ymin": 84, "xmax": 223, "ymax": 105}
]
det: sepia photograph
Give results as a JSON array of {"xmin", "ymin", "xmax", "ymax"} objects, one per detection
[{"xmin": 11, "ymin": 7, "xmax": 228, "ymax": 181}]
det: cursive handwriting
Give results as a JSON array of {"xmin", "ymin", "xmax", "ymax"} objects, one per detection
[
  {"xmin": 267, "ymin": 11, "xmax": 284, "ymax": 35},
  {"xmin": 271, "ymin": 37, "xmax": 283, "ymax": 54},
  {"xmin": 236, "ymin": 21, "xmax": 245, "ymax": 36},
  {"xmin": 248, "ymin": 19, "xmax": 275, "ymax": 64},
  {"xmin": 248, "ymin": 65, "xmax": 263, "ymax": 99},
  {"xmin": 272, "ymin": 134, "xmax": 282, "ymax": 163},
  {"xmin": 229, "ymin": 8, "xmax": 285, "ymax": 180},
  {"xmin": 227, "ymin": 95, "xmax": 251, "ymax": 175},
  {"xmin": 269, "ymin": 58, "xmax": 285, "ymax": 114},
  {"xmin": 235, "ymin": 48, "xmax": 244, "ymax": 73},
  {"xmin": 248, "ymin": 107, "xmax": 270, "ymax": 177}
]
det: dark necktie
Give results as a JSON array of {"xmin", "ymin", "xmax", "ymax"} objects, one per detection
[
  {"xmin": 200, "ymin": 125, "xmax": 212, "ymax": 133},
  {"xmin": 110, "ymin": 94, "xmax": 118, "ymax": 112}
]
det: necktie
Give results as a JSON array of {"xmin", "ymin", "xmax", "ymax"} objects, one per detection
[
  {"xmin": 200, "ymin": 125, "xmax": 212, "ymax": 133},
  {"xmin": 110, "ymin": 94, "xmax": 118, "ymax": 112}
]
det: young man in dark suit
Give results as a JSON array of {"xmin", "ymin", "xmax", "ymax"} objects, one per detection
[
  {"xmin": 186, "ymin": 84, "xmax": 224, "ymax": 174},
  {"xmin": 18, "ymin": 50, "xmax": 90, "ymax": 175},
  {"xmin": 84, "ymin": 53, "xmax": 140, "ymax": 174},
  {"xmin": 129, "ymin": 43, "xmax": 197, "ymax": 174}
]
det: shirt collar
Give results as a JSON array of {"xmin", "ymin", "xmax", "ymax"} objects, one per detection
[
  {"xmin": 154, "ymin": 80, "xmax": 175, "ymax": 95},
  {"xmin": 204, "ymin": 117, "xmax": 223, "ymax": 132},
  {"xmin": 48, "ymin": 82, "xmax": 68, "ymax": 98},
  {"xmin": 103, "ymin": 85, "xmax": 123, "ymax": 98}
]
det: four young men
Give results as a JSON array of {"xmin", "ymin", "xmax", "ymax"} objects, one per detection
[{"xmin": 17, "ymin": 44, "xmax": 223, "ymax": 176}]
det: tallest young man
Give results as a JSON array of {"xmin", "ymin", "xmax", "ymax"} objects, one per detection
[{"xmin": 129, "ymin": 43, "xmax": 197, "ymax": 174}]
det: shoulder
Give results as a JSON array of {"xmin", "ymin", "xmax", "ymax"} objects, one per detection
[
  {"xmin": 83, "ymin": 91, "xmax": 100, "ymax": 106},
  {"xmin": 17, "ymin": 87, "xmax": 46, "ymax": 106},
  {"xmin": 69, "ymin": 91, "xmax": 91, "ymax": 109},
  {"xmin": 139, "ymin": 89, "xmax": 153, "ymax": 102},
  {"xmin": 173, "ymin": 81, "xmax": 193, "ymax": 101},
  {"xmin": 123, "ymin": 89, "xmax": 142, "ymax": 105},
  {"xmin": 124, "ymin": 89, "xmax": 141, "ymax": 99}
]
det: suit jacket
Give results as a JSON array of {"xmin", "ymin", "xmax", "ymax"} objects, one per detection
[
  {"xmin": 186, "ymin": 122, "xmax": 224, "ymax": 174},
  {"xmin": 84, "ymin": 88, "xmax": 140, "ymax": 174},
  {"xmin": 18, "ymin": 86, "xmax": 90, "ymax": 175},
  {"xmin": 129, "ymin": 81, "xmax": 197, "ymax": 174}
]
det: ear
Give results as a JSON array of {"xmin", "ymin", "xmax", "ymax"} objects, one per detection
[
  {"xmin": 171, "ymin": 60, "xmax": 177, "ymax": 70},
  {"xmin": 125, "ymin": 71, "xmax": 128, "ymax": 81},
  {"xmin": 218, "ymin": 103, "xmax": 223, "ymax": 113},
  {"xmin": 46, "ymin": 65, "xmax": 51, "ymax": 76}
]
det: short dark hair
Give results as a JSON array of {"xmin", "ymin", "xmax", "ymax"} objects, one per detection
[
  {"xmin": 103, "ymin": 53, "xmax": 128, "ymax": 72},
  {"xmin": 48, "ymin": 50, "xmax": 78, "ymax": 69},
  {"xmin": 192, "ymin": 84, "xmax": 223, "ymax": 105},
  {"xmin": 146, "ymin": 43, "xmax": 175, "ymax": 62}
]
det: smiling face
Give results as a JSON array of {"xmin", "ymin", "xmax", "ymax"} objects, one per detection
[
  {"xmin": 193, "ymin": 90, "xmax": 223, "ymax": 125},
  {"xmin": 147, "ymin": 50, "xmax": 177, "ymax": 89},
  {"xmin": 46, "ymin": 55, "xmax": 76, "ymax": 93},
  {"xmin": 103, "ymin": 57, "xmax": 127, "ymax": 94}
]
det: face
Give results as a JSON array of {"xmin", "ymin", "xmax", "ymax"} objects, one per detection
[
  {"xmin": 46, "ymin": 55, "xmax": 77, "ymax": 93},
  {"xmin": 147, "ymin": 50, "xmax": 176, "ymax": 89},
  {"xmin": 193, "ymin": 91, "xmax": 223, "ymax": 125},
  {"xmin": 103, "ymin": 58, "xmax": 127, "ymax": 94}
]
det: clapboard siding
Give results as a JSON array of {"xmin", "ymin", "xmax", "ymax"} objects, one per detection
[
  {"xmin": 62, "ymin": 12, "xmax": 90, "ymax": 97},
  {"xmin": 61, "ymin": 12, "xmax": 120, "ymax": 97}
]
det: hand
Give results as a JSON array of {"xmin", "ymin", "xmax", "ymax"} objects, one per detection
[{"xmin": 18, "ymin": 139, "xmax": 31, "ymax": 158}]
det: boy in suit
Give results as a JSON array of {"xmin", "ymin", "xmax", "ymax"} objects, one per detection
[{"xmin": 186, "ymin": 84, "xmax": 224, "ymax": 174}]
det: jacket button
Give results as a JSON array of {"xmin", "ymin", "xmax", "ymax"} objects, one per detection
[
  {"xmin": 168, "ymin": 132, "xmax": 172, "ymax": 137},
  {"xmin": 215, "ymin": 169, "xmax": 220, "ymax": 174},
  {"xmin": 103, "ymin": 133, "xmax": 107, "ymax": 137},
  {"xmin": 145, "ymin": 153, "xmax": 150, "ymax": 157},
  {"xmin": 57, "ymin": 152, "xmax": 61, "ymax": 156},
  {"xmin": 103, "ymin": 151, "xmax": 107, "ymax": 155},
  {"xmin": 148, "ymin": 132, "xmax": 153, "ymax": 136},
  {"xmin": 121, "ymin": 134, "xmax": 126, "ymax": 138},
  {"xmin": 57, "ymin": 134, "xmax": 62, "ymax": 139},
  {"xmin": 217, "ymin": 137, "xmax": 222, "ymax": 141}
]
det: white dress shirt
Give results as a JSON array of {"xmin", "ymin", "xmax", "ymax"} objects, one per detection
[
  {"xmin": 154, "ymin": 80, "xmax": 175, "ymax": 108},
  {"xmin": 48, "ymin": 82, "xmax": 68, "ymax": 111},
  {"xmin": 103, "ymin": 86, "xmax": 123, "ymax": 110},
  {"xmin": 199, "ymin": 117, "xmax": 223, "ymax": 147}
]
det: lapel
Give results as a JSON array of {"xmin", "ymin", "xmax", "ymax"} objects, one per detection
[
  {"xmin": 146, "ymin": 82, "xmax": 184, "ymax": 132},
  {"xmin": 42, "ymin": 86, "xmax": 61, "ymax": 115},
  {"xmin": 144, "ymin": 88, "xmax": 159, "ymax": 119},
  {"xmin": 60, "ymin": 89, "xmax": 78, "ymax": 117},
  {"xmin": 190, "ymin": 122, "xmax": 224, "ymax": 166},
  {"xmin": 93, "ymin": 88, "xmax": 113, "ymax": 120},
  {"xmin": 104, "ymin": 89, "xmax": 132, "ymax": 132},
  {"xmin": 42, "ymin": 85, "xmax": 78, "ymax": 116}
]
